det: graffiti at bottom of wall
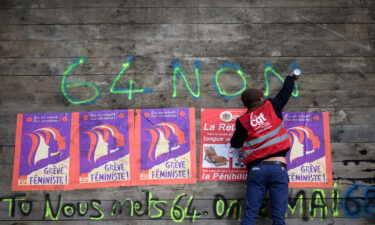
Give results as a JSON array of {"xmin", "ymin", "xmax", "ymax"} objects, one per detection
[{"xmin": 0, "ymin": 184, "xmax": 373, "ymax": 222}]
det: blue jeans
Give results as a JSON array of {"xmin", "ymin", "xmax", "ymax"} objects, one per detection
[{"xmin": 242, "ymin": 162, "xmax": 289, "ymax": 225}]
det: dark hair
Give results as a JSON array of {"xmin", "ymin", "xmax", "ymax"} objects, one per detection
[{"xmin": 241, "ymin": 88, "xmax": 263, "ymax": 108}]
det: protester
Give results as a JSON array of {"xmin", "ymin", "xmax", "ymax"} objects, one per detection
[{"xmin": 230, "ymin": 72, "xmax": 299, "ymax": 225}]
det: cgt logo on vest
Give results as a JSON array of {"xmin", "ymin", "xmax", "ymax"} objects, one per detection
[{"xmin": 250, "ymin": 113, "xmax": 267, "ymax": 127}]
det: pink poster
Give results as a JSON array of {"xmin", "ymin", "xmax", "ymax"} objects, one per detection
[{"xmin": 199, "ymin": 109, "xmax": 247, "ymax": 181}]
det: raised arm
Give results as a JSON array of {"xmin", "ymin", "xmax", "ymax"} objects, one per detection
[{"xmin": 270, "ymin": 75, "xmax": 297, "ymax": 117}]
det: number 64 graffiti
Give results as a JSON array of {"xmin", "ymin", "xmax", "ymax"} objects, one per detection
[
  {"xmin": 61, "ymin": 56, "xmax": 152, "ymax": 104},
  {"xmin": 61, "ymin": 57, "xmax": 300, "ymax": 104}
]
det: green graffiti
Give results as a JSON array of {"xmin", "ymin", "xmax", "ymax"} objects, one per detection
[
  {"xmin": 215, "ymin": 196, "xmax": 226, "ymax": 218},
  {"xmin": 44, "ymin": 194, "xmax": 63, "ymax": 221},
  {"xmin": 213, "ymin": 194, "xmax": 242, "ymax": 221},
  {"xmin": 20, "ymin": 201, "xmax": 32, "ymax": 215},
  {"xmin": 63, "ymin": 204, "xmax": 75, "ymax": 217},
  {"xmin": 1, "ymin": 196, "xmax": 26, "ymax": 217},
  {"xmin": 171, "ymin": 193, "xmax": 186, "ymax": 223},
  {"xmin": 60, "ymin": 58, "xmax": 303, "ymax": 103},
  {"xmin": 109, "ymin": 56, "xmax": 152, "ymax": 100},
  {"xmin": 185, "ymin": 195, "xmax": 202, "ymax": 222},
  {"xmin": 226, "ymin": 199, "xmax": 242, "ymax": 221},
  {"xmin": 172, "ymin": 60, "xmax": 201, "ymax": 99},
  {"xmin": 61, "ymin": 58, "xmax": 101, "ymax": 104},
  {"xmin": 134, "ymin": 200, "xmax": 147, "ymax": 216},
  {"xmin": 310, "ymin": 189, "xmax": 328, "ymax": 220},
  {"xmin": 287, "ymin": 190, "xmax": 306, "ymax": 219},
  {"xmin": 147, "ymin": 191, "xmax": 167, "ymax": 219},
  {"xmin": 77, "ymin": 202, "xmax": 89, "ymax": 217},
  {"xmin": 90, "ymin": 200, "xmax": 104, "ymax": 220},
  {"xmin": 213, "ymin": 62, "xmax": 247, "ymax": 98},
  {"xmin": 111, "ymin": 192, "xmax": 167, "ymax": 219},
  {"xmin": 263, "ymin": 64, "xmax": 299, "ymax": 98},
  {"xmin": 170, "ymin": 193, "xmax": 201, "ymax": 223},
  {"xmin": 4, "ymin": 188, "xmax": 367, "ymax": 222},
  {"xmin": 332, "ymin": 183, "xmax": 340, "ymax": 217},
  {"xmin": 111, "ymin": 198, "xmax": 134, "ymax": 216}
]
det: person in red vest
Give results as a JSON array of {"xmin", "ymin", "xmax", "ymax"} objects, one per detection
[{"xmin": 231, "ymin": 72, "xmax": 299, "ymax": 225}]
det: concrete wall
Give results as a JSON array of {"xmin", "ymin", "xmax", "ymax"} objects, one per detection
[{"xmin": 0, "ymin": 0, "xmax": 374, "ymax": 224}]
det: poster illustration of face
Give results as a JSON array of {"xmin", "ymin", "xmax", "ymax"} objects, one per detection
[
  {"xmin": 77, "ymin": 110, "xmax": 134, "ymax": 188},
  {"xmin": 12, "ymin": 113, "xmax": 75, "ymax": 191},
  {"xmin": 283, "ymin": 112, "xmax": 332, "ymax": 188},
  {"xmin": 135, "ymin": 108, "xmax": 196, "ymax": 185}
]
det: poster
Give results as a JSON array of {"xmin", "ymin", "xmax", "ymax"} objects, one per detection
[
  {"xmin": 135, "ymin": 108, "xmax": 196, "ymax": 185},
  {"xmin": 283, "ymin": 112, "xmax": 332, "ymax": 188},
  {"xmin": 75, "ymin": 110, "xmax": 135, "ymax": 189},
  {"xmin": 200, "ymin": 109, "xmax": 247, "ymax": 181},
  {"xmin": 12, "ymin": 113, "xmax": 77, "ymax": 191},
  {"xmin": 200, "ymin": 109, "xmax": 332, "ymax": 188}
]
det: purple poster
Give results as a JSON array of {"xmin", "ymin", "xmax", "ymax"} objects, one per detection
[
  {"xmin": 13, "ymin": 113, "xmax": 73, "ymax": 190},
  {"xmin": 77, "ymin": 110, "xmax": 133, "ymax": 188},
  {"xmin": 283, "ymin": 112, "xmax": 332, "ymax": 188},
  {"xmin": 136, "ymin": 108, "xmax": 196, "ymax": 185}
]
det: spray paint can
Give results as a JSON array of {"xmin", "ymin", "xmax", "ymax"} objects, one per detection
[
  {"xmin": 290, "ymin": 60, "xmax": 301, "ymax": 76},
  {"xmin": 293, "ymin": 68, "xmax": 301, "ymax": 76}
]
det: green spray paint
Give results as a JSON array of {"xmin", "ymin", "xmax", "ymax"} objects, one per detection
[
  {"xmin": 332, "ymin": 183, "xmax": 340, "ymax": 217},
  {"xmin": 310, "ymin": 189, "xmax": 328, "ymax": 220},
  {"xmin": 77, "ymin": 202, "xmax": 89, "ymax": 217},
  {"xmin": 109, "ymin": 56, "xmax": 152, "ymax": 100},
  {"xmin": 226, "ymin": 199, "xmax": 242, "ymax": 221},
  {"xmin": 43, "ymin": 194, "xmax": 63, "ymax": 221},
  {"xmin": 287, "ymin": 190, "xmax": 307, "ymax": 219},
  {"xmin": 90, "ymin": 200, "xmax": 104, "ymax": 220},
  {"xmin": 62, "ymin": 203, "xmax": 75, "ymax": 217},
  {"xmin": 1, "ymin": 196, "xmax": 26, "ymax": 217},
  {"xmin": 61, "ymin": 58, "xmax": 101, "ymax": 104},
  {"xmin": 170, "ymin": 193, "xmax": 201, "ymax": 223},
  {"xmin": 170, "ymin": 193, "xmax": 186, "ymax": 223},
  {"xmin": 214, "ymin": 196, "xmax": 226, "ymax": 218},
  {"xmin": 185, "ymin": 195, "xmax": 202, "ymax": 222},
  {"xmin": 213, "ymin": 194, "xmax": 241, "ymax": 221},
  {"xmin": 263, "ymin": 62, "xmax": 299, "ymax": 98},
  {"xmin": 19, "ymin": 201, "xmax": 32, "ymax": 215},
  {"xmin": 213, "ymin": 62, "xmax": 247, "ymax": 98},
  {"xmin": 172, "ymin": 60, "xmax": 201, "ymax": 99},
  {"xmin": 111, "ymin": 198, "xmax": 134, "ymax": 216},
  {"xmin": 147, "ymin": 191, "xmax": 167, "ymax": 219}
]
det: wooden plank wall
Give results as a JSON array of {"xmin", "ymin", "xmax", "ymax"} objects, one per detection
[{"xmin": 0, "ymin": 0, "xmax": 374, "ymax": 224}]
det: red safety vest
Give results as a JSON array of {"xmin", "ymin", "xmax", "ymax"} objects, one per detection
[{"xmin": 238, "ymin": 100, "xmax": 290, "ymax": 165}]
